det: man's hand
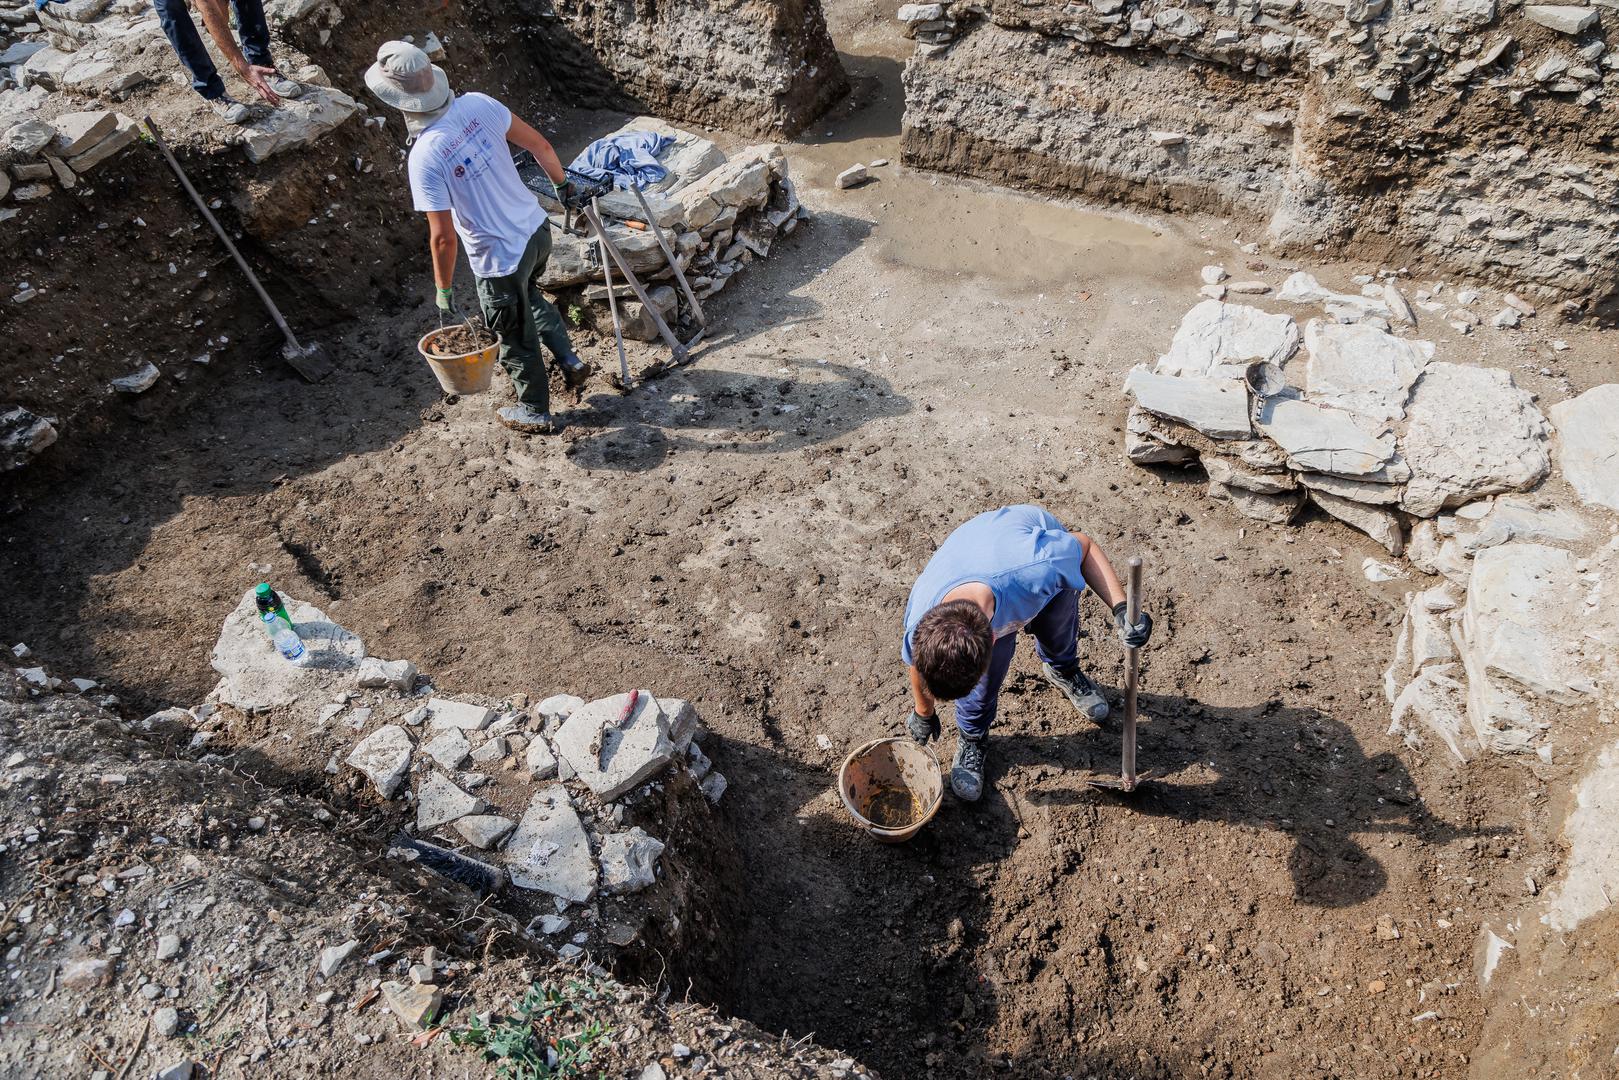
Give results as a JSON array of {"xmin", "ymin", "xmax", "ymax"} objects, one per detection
[
  {"xmin": 239, "ymin": 62, "xmax": 283, "ymax": 106},
  {"xmin": 907, "ymin": 709, "xmax": 940, "ymax": 745},
  {"xmin": 1113, "ymin": 603, "xmax": 1153, "ymax": 649}
]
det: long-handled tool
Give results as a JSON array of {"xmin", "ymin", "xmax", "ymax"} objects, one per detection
[
  {"xmin": 144, "ymin": 117, "xmax": 334, "ymax": 383},
  {"xmin": 1088, "ymin": 557, "xmax": 1150, "ymax": 793}
]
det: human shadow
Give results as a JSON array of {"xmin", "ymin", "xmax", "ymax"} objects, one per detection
[
  {"xmin": 561, "ymin": 358, "xmax": 910, "ymax": 472},
  {"xmin": 993, "ymin": 688, "xmax": 1510, "ymax": 909}
]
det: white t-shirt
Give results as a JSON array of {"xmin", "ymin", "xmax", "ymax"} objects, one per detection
[{"xmin": 408, "ymin": 93, "xmax": 545, "ymax": 280}]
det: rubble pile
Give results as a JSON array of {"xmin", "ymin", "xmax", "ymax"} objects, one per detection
[
  {"xmin": 895, "ymin": 0, "xmax": 1619, "ymax": 312},
  {"xmin": 1124, "ymin": 279, "xmax": 1553, "ymax": 555},
  {"xmin": 1124, "ymin": 280, "xmax": 1619, "ymax": 765},
  {"xmin": 205, "ymin": 588, "xmax": 726, "ymax": 960},
  {"xmin": 533, "ymin": 117, "xmax": 809, "ymax": 337},
  {"xmin": 0, "ymin": 662, "xmax": 872, "ymax": 1078}
]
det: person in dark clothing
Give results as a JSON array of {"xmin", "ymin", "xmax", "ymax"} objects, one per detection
[{"xmin": 152, "ymin": 0, "xmax": 303, "ymax": 123}]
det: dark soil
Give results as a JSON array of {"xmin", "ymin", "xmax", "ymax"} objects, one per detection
[{"xmin": 425, "ymin": 321, "xmax": 498, "ymax": 358}]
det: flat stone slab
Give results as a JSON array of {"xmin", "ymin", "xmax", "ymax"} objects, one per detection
[
  {"xmin": 356, "ymin": 656, "xmax": 416, "ymax": 693},
  {"xmin": 599, "ymin": 827, "xmax": 665, "ymax": 894},
  {"xmin": 1154, "ymin": 300, "xmax": 1299, "ymax": 378},
  {"xmin": 427, "ymin": 698, "xmax": 494, "ymax": 731},
  {"xmin": 655, "ymin": 697, "xmax": 704, "ymax": 752},
  {"xmin": 1255, "ymin": 396, "xmax": 1395, "ymax": 476},
  {"xmin": 504, "ymin": 786, "xmax": 597, "ymax": 901},
  {"xmin": 554, "ymin": 691, "xmax": 677, "ymax": 801},
  {"xmin": 1548, "ymin": 384, "xmax": 1619, "ymax": 513},
  {"xmin": 1463, "ymin": 543, "xmax": 1586, "ymax": 704},
  {"xmin": 453, "ymin": 814, "xmax": 516, "ymax": 850},
  {"xmin": 1125, "ymin": 367, "xmax": 1252, "ymax": 440},
  {"xmin": 1542, "ymin": 740, "xmax": 1619, "ymax": 932},
  {"xmin": 1524, "ymin": 4, "xmax": 1599, "ymax": 33},
  {"xmin": 1389, "ymin": 664, "xmax": 1471, "ymax": 763},
  {"xmin": 1401, "ymin": 363, "xmax": 1550, "ymax": 517},
  {"xmin": 345, "ymin": 724, "xmax": 413, "ymax": 799},
  {"xmin": 422, "ymin": 729, "xmax": 470, "ymax": 770},
  {"xmin": 1309, "ymin": 490, "xmax": 1404, "ymax": 555},
  {"xmin": 525, "ymin": 736, "xmax": 558, "ymax": 780},
  {"xmin": 416, "ymin": 773, "xmax": 486, "ymax": 832},
  {"xmin": 1302, "ymin": 319, "xmax": 1433, "ymax": 421},
  {"xmin": 209, "ymin": 590, "xmax": 364, "ymax": 711},
  {"xmin": 239, "ymin": 86, "xmax": 361, "ymax": 164}
]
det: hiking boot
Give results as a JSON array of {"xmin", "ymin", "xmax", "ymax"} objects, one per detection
[
  {"xmin": 1042, "ymin": 661, "xmax": 1110, "ymax": 722},
  {"xmin": 497, "ymin": 404, "xmax": 561, "ymax": 434},
  {"xmin": 557, "ymin": 352, "xmax": 591, "ymax": 390},
  {"xmin": 211, "ymin": 97, "xmax": 250, "ymax": 124},
  {"xmin": 266, "ymin": 71, "xmax": 304, "ymax": 99},
  {"xmin": 950, "ymin": 734, "xmax": 987, "ymax": 802}
]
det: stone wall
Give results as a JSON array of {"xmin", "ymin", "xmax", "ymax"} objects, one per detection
[
  {"xmin": 527, "ymin": 0, "xmax": 849, "ymax": 138},
  {"xmin": 897, "ymin": 0, "xmax": 1619, "ymax": 318}
]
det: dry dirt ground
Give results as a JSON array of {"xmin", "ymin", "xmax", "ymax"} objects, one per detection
[{"xmin": 4, "ymin": 6, "xmax": 1616, "ymax": 1080}]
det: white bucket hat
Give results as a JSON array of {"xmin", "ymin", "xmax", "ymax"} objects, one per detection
[{"xmin": 365, "ymin": 41, "xmax": 451, "ymax": 113}]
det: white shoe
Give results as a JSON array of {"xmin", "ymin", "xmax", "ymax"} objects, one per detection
[
  {"xmin": 211, "ymin": 97, "xmax": 249, "ymax": 124},
  {"xmin": 497, "ymin": 405, "xmax": 560, "ymax": 434},
  {"xmin": 266, "ymin": 72, "xmax": 303, "ymax": 99}
]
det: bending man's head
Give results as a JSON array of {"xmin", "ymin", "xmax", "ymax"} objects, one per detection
[{"xmin": 912, "ymin": 600, "xmax": 992, "ymax": 700}]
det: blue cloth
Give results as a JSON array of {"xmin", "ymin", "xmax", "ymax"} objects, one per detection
[
  {"xmin": 954, "ymin": 590, "xmax": 1080, "ymax": 737},
  {"xmin": 153, "ymin": 0, "xmax": 274, "ymax": 101},
  {"xmin": 902, "ymin": 505, "xmax": 1087, "ymax": 666},
  {"xmin": 568, "ymin": 132, "xmax": 673, "ymax": 191}
]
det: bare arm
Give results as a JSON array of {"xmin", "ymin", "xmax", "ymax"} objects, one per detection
[
  {"xmin": 505, "ymin": 114, "xmax": 567, "ymax": 186},
  {"xmin": 426, "ymin": 210, "xmax": 458, "ymax": 290},
  {"xmin": 1072, "ymin": 531, "xmax": 1127, "ymax": 610},
  {"xmin": 192, "ymin": 0, "xmax": 281, "ymax": 104},
  {"xmin": 908, "ymin": 664, "xmax": 936, "ymax": 718}
]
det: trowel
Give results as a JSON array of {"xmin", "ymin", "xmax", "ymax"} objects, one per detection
[{"xmin": 1087, "ymin": 557, "xmax": 1153, "ymax": 793}]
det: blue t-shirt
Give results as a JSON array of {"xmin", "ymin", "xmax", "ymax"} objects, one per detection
[
  {"xmin": 408, "ymin": 93, "xmax": 546, "ymax": 280},
  {"xmin": 901, "ymin": 505, "xmax": 1087, "ymax": 665}
]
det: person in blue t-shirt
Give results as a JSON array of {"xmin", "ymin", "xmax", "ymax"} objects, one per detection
[{"xmin": 902, "ymin": 505, "xmax": 1153, "ymax": 801}]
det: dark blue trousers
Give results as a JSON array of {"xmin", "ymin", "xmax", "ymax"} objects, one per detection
[
  {"xmin": 954, "ymin": 589, "xmax": 1081, "ymax": 738},
  {"xmin": 152, "ymin": 0, "xmax": 275, "ymax": 101}
]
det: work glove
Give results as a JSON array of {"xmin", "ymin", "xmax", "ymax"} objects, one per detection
[
  {"xmin": 907, "ymin": 709, "xmax": 940, "ymax": 745},
  {"xmin": 435, "ymin": 285, "xmax": 467, "ymax": 327},
  {"xmin": 1113, "ymin": 603, "xmax": 1153, "ymax": 649}
]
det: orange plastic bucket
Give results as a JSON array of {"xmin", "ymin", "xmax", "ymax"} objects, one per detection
[
  {"xmin": 418, "ymin": 326, "xmax": 498, "ymax": 395},
  {"xmin": 837, "ymin": 737, "xmax": 944, "ymax": 843}
]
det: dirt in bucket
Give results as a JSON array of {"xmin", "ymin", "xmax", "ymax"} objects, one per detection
[
  {"xmin": 426, "ymin": 320, "xmax": 497, "ymax": 357},
  {"xmin": 861, "ymin": 784, "xmax": 923, "ymax": 829}
]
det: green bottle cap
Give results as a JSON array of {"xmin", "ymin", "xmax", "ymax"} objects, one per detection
[{"xmin": 255, "ymin": 583, "xmax": 271, "ymax": 596}]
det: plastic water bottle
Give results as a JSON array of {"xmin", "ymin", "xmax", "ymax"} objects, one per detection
[{"xmin": 255, "ymin": 584, "xmax": 306, "ymax": 662}]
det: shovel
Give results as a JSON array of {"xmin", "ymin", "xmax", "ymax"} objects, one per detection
[
  {"xmin": 1088, "ymin": 557, "xmax": 1151, "ymax": 793},
  {"xmin": 144, "ymin": 117, "xmax": 334, "ymax": 382}
]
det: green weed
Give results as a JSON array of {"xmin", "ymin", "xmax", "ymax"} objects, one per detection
[{"xmin": 449, "ymin": 979, "xmax": 612, "ymax": 1080}]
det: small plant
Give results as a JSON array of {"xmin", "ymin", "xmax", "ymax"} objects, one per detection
[
  {"xmin": 449, "ymin": 979, "xmax": 612, "ymax": 1080},
  {"xmin": 567, "ymin": 303, "xmax": 585, "ymax": 327}
]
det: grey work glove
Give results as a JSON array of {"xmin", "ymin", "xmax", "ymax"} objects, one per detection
[
  {"xmin": 434, "ymin": 285, "xmax": 468, "ymax": 328},
  {"xmin": 1113, "ymin": 602, "xmax": 1153, "ymax": 649},
  {"xmin": 907, "ymin": 709, "xmax": 940, "ymax": 745}
]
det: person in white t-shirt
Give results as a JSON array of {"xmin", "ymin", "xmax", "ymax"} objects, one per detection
[{"xmin": 365, "ymin": 41, "xmax": 589, "ymax": 435}]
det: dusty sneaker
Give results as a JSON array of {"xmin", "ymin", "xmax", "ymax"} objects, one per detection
[
  {"xmin": 211, "ymin": 97, "xmax": 250, "ymax": 124},
  {"xmin": 266, "ymin": 72, "xmax": 304, "ymax": 99},
  {"xmin": 497, "ymin": 404, "xmax": 561, "ymax": 434},
  {"xmin": 950, "ymin": 734, "xmax": 987, "ymax": 802},
  {"xmin": 1042, "ymin": 661, "xmax": 1110, "ymax": 722}
]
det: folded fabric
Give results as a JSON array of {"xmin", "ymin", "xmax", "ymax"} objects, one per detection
[{"xmin": 568, "ymin": 131, "xmax": 674, "ymax": 191}]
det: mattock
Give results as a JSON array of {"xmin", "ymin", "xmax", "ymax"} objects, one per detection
[{"xmin": 1087, "ymin": 556, "xmax": 1154, "ymax": 793}]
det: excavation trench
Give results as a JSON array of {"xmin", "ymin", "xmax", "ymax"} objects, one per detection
[{"xmin": 0, "ymin": 8, "xmax": 1582, "ymax": 1080}]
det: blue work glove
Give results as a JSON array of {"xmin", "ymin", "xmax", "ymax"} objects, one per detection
[
  {"xmin": 1113, "ymin": 603, "xmax": 1153, "ymax": 649},
  {"xmin": 907, "ymin": 709, "xmax": 940, "ymax": 745}
]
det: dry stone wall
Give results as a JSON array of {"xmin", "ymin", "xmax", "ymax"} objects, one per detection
[{"xmin": 897, "ymin": 0, "xmax": 1619, "ymax": 317}]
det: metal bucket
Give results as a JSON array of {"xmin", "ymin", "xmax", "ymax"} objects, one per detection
[
  {"xmin": 418, "ymin": 327, "xmax": 498, "ymax": 395},
  {"xmin": 837, "ymin": 737, "xmax": 944, "ymax": 843}
]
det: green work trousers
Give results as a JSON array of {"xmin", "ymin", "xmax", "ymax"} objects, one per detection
[{"xmin": 474, "ymin": 227, "xmax": 573, "ymax": 413}]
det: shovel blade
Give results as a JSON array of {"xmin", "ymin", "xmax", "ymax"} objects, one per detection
[{"xmin": 281, "ymin": 340, "xmax": 334, "ymax": 383}]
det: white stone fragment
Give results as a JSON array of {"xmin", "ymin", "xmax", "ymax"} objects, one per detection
[
  {"xmin": 344, "ymin": 724, "xmax": 413, "ymax": 799},
  {"xmin": 599, "ymin": 827, "xmax": 665, "ymax": 894},
  {"xmin": 415, "ymin": 773, "xmax": 486, "ymax": 831},
  {"xmin": 1154, "ymin": 300, "xmax": 1299, "ymax": 379},
  {"xmin": 504, "ymin": 786, "xmax": 597, "ymax": 901},
  {"xmin": 1302, "ymin": 320, "xmax": 1433, "ymax": 421},
  {"xmin": 1548, "ymin": 384, "xmax": 1619, "ymax": 513},
  {"xmin": 427, "ymin": 698, "xmax": 495, "ymax": 731},
  {"xmin": 1125, "ymin": 367, "xmax": 1252, "ymax": 440},
  {"xmin": 554, "ymin": 692, "xmax": 677, "ymax": 801},
  {"xmin": 356, "ymin": 657, "xmax": 416, "ymax": 693}
]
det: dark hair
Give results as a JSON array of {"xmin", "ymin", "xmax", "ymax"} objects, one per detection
[{"xmin": 913, "ymin": 600, "xmax": 992, "ymax": 700}]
